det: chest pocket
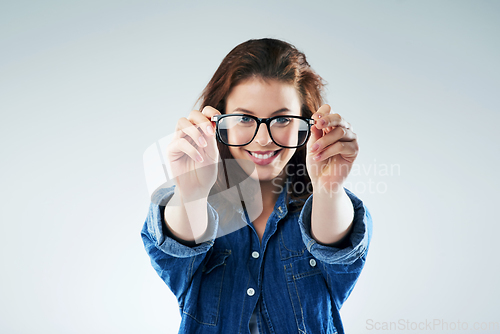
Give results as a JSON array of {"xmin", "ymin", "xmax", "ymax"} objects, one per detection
[
  {"xmin": 284, "ymin": 256, "xmax": 337, "ymax": 334},
  {"xmin": 183, "ymin": 249, "xmax": 231, "ymax": 326},
  {"xmin": 278, "ymin": 219, "xmax": 306, "ymax": 260}
]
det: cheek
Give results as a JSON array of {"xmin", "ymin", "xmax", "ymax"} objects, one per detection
[{"xmin": 228, "ymin": 147, "xmax": 242, "ymax": 158}]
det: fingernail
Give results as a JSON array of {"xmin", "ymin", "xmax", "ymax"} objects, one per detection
[
  {"xmin": 198, "ymin": 136, "xmax": 207, "ymax": 147},
  {"xmin": 314, "ymin": 153, "xmax": 321, "ymax": 160},
  {"xmin": 196, "ymin": 154, "xmax": 204, "ymax": 163},
  {"xmin": 207, "ymin": 125, "xmax": 214, "ymax": 136},
  {"xmin": 320, "ymin": 119, "xmax": 326, "ymax": 126},
  {"xmin": 311, "ymin": 143, "xmax": 319, "ymax": 152}
]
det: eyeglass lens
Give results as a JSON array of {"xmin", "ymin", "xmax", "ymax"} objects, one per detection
[{"xmin": 218, "ymin": 115, "xmax": 310, "ymax": 147}]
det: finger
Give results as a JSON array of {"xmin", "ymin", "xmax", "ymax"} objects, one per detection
[
  {"xmin": 312, "ymin": 104, "xmax": 331, "ymax": 120},
  {"xmin": 337, "ymin": 127, "xmax": 357, "ymax": 142},
  {"xmin": 203, "ymin": 127, "xmax": 219, "ymax": 163},
  {"xmin": 312, "ymin": 141, "xmax": 358, "ymax": 162},
  {"xmin": 201, "ymin": 105, "xmax": 221, "ymax": 117},
  {"xmin": 306, "ymin": 123, "xmax": 323, "ymax": 154},
  {"xmin": 175, "ymin": 117, "xmax": 208, "ymax": 148},
  {"xmin": 315, "ymin": 112, "xmax": 351, "ymax": 130},
  {"xmin": 201, "ymin": 106, "xmax": 222, "ymax": 135},
  {"xmin": 188, "ymin": 108, "xmax": 220, "ymax": 136},
  {"xmin": 199, "ymin": 107, "xmax": 221, "ymax": 161},
  {"xmin": 309, "ymin": 127, "xmax": 357, "ymax": 153},
  {"xmin": 169, "ymin": 137, "xmax": 204, "ymax": 163}
]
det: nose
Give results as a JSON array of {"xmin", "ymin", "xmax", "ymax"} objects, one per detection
[{"xmin": 253, "ymin": 123, "xmax": 273, "ymax": 146}]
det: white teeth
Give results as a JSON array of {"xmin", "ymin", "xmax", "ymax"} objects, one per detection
[{"xmin": 250, "ymin": 151, "xmax": 277, "ymax": 160}]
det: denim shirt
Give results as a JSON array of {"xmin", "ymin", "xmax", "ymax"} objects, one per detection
[{"xmin": 141, "ymin": 184, "xmax": 373, "ymax": 334}]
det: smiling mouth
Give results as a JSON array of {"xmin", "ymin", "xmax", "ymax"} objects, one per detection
[
  {"xmin": 248, "ymin": 150, "xmax": 280, "ymax": 160},
  {"xmin": 244, "ymin": 149, "xmax": 282, "ymax": 165}
]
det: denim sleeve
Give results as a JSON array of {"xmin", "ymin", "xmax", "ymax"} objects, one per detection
[
  {"xmin": 297, "ymin": 187, "xmax": 373, "ymax": 308},
  {"xmin": 140, "ymin": 185, "xmax": 219, "ymax": 305},
  {"xmin": 299, "ymin": 188, "xmax": 373, "ymax": 309},
  {"xmin": 298, "ymin": 187, "xmax": 372, "ymax": 266}
]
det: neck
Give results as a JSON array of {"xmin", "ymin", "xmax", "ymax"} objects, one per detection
[{"xmin": 259, "ymin": 172, "xmax": 286, "ymax": 209}]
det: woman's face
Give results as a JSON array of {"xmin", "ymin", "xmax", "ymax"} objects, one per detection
[{"xmin": 224, "ymin": 77, "xmax": 302, "ymax": 182}]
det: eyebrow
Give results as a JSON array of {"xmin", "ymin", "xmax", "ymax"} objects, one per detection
[{"xmin": 232, "ymin": 108, "xmax": 292, "ymax": 115}]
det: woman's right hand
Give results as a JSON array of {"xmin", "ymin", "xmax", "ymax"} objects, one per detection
[{"xmin": 167, "ymin": 106, "xmax": 221, "ymax": 202}]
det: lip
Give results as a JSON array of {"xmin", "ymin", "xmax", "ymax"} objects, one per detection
[{"xmin": 246, "ymin": 149, "xmax": 282, "ymax": 165}]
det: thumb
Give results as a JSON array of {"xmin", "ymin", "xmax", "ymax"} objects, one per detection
[{"xmin": 307, "ymin": 124, "xmax": 323, "ymax": 155}]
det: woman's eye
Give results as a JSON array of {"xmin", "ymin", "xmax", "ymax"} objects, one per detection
[
  {"xmin": 238, "ymin": 116, "xmax": 254, "ymax": 124},
  {"xmin": 275, "ymin": 117, "xmax": 291, "ymax": 125}
]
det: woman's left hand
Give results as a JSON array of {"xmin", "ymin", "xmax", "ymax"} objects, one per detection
[{"xmin": 306, "ymin": 104, "xmax": 359, "ymax": 194}]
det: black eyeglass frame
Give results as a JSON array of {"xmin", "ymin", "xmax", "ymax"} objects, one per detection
[{"xmin": 211, "ymin": 114, "xmax": 316, "ymax": 149}]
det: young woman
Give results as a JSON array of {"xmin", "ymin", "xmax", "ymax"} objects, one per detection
[{"xmin": 141, "ymin": 38, "xmax": 373, "ymax": 334}]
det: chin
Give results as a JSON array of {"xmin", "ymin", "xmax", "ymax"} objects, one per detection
[
  {"xmin": 228, "ymin": 147, "xmax": 295, "ymax": 182},
  {"xmin": 253, "ymin": 170, "xmax": 280, "ymax": 182},
  {"xmin": 240, "ymin": 161, "xmax": 287, "ymax": 183}
]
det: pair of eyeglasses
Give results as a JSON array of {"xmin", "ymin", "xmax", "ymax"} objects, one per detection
[{"xmin": 211, "ymin": 114, "xmax": 315, "ymax": 148}]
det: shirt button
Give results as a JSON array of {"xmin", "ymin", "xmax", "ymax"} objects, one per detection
[
  {"xmin": 252, "ymin": 251, "xmax": 260, "ymax": 259},
  {"xmin": 309, "ymin": 259, "xmax": 317, "ymax": 267},
  {"xmin": 247, "ymin": 288, "xmax": 255, "ymax": 296}
]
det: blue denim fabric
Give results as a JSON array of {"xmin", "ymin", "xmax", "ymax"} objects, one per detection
[{"xmin": 141, "ymin": 184, "xmax": 373, "ymax": 334}]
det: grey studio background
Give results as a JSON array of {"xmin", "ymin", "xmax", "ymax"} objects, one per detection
[{"xmin": 1, "ymin": 1, "xmax": 499, "ymax": 333}]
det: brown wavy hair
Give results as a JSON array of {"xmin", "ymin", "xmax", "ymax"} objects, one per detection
[{"xmin": 197, "ymin": 38, "xmax": 326, "ymax": 209}]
